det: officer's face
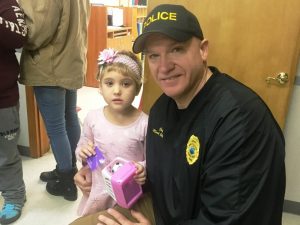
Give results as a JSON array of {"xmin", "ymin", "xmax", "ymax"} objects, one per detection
[{"xmin": 144, "ymin": 34, "xmax": 209, "ymax": 109}]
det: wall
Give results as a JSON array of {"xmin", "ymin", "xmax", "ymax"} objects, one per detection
[
  {"xmin": 16, "ymin": 51, "xmax": 30, "ymax": 149},
  {"xmin": 18, "ymin": 84, "xmax": 29, "ymax": 147},
  {"xmin": 90, "ymin": 0, "xmax": 120, "ymax": 6},
  {"xmin": 284, "ymin": 58, "xmax": 300, "ymax": 209}
]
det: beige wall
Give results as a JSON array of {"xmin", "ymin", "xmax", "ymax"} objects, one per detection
[
  {"xmin": 16, "ymin": 51, "xmax": 30, "ymax": 147},
  {"xmin": 284, "ymin": 59, "xmax": 300, "ymax": 202}
]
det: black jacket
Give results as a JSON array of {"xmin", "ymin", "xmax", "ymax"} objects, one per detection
[{"xmin": 146, "ymin": 67, "xmax": 285, "ymax": 225}]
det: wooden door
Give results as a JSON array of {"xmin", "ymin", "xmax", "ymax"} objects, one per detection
[
  {"xmin": 141, "ymin": 0, "xmax": 300, "ymax": 129},
  {"xmin": 25, "ymin": 87, "xmax": 50, "ymax": 158},
  {"xmin": 85, "ymin": 6, "xmax": 107, "ymax": 88}
]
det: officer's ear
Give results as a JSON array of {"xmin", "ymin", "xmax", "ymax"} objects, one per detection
[{"xmin": 199, "ymin": 39, "xmax": 209, "ymax": 61}]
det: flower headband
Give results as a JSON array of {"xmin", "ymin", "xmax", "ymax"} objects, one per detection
[
  {"xmin": 98, "ymin": 48, "xmax": 117, "ymax": 65},
  {"xmin": 97, "ymin": 48, "xmax": 141, "ymax": 78}
]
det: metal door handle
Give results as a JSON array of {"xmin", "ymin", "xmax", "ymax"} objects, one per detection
[{"xmin": 266, "ymin": 72, "xmax": 288, "ymax": 84}]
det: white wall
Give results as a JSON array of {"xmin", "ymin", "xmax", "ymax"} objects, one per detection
[
  {"xmin": 18, "ymin": 84, "xmax": 29, "ymax": 147},
  {"xmin": 284, "ymin": 59, "xmax": 300, "ymax": 202},
  {"xmin": 16, "ymin": 51, "xmax": 30, "ymax": 147},
  {"xmin": 89, "ymin": 0, "xmax": 134, "ymax": 7},
  {"xmin": 90, "ymin": 0, "xmax": 120, "ymax": 6}
]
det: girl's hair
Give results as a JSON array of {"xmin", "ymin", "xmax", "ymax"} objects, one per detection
[{"xmin": 96, "ymin": 49, "xmax": 143, "ymax": 94}]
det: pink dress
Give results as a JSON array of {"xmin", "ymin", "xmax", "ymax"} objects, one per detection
[{"xmin": 75, "ymin": 107, "xmax": 148, "ymax": 216}]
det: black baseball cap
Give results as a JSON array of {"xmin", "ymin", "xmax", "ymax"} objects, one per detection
[{"xmin": 132, "ymin": 4, "xmax": 204, "ymax": 54}]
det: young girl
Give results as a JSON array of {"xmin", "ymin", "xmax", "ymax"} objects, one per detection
[{"xmin": 75, "ymin": 48, "xmax": 148, "ymax": 216}]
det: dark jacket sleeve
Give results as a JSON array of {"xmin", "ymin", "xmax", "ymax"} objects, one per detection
[{"xmin": 0, "ymin": 0, "xmax": 27, "ymax": 49}]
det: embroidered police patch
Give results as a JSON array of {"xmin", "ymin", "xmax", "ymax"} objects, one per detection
[{"xmin": 186, "ymin": 135, "xmax": 200, "ymax": 165}]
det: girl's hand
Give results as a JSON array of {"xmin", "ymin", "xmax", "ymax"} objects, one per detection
[
  {"xmin": 74, "ymin": 166, "xmax": 92, "ymax": 196},
  {"xmin": 133, "ymin": 162, "xmax": 146, "ymax": 185},
  {"xmin": 78, "ymin": 140, "xmax": 95, "ymax": 162}
]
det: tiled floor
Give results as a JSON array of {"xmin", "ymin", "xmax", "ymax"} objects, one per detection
[{"xmin": 1, "ymin": 86, "xmax": 299, "ymax": 224}]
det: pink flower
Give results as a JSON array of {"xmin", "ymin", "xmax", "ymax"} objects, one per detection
[{"xmin": 98, "ymin": 48, "xmax": 117, "ymax": 65}]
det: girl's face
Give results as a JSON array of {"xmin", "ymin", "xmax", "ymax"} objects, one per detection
[{"xmin": 99, "ymin": 70, "xmax": 137, "ymax": 112}]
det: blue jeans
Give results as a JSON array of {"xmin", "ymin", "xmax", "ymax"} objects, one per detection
[{"xmin": 34, "ymin": 86, "xmax": 81, "ymax": 172}]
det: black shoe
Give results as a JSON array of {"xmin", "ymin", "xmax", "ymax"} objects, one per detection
[
  {"xmin": 46, "ymin": 168, "xmax": 78, "ymax": 201},
  {"xmin": 40, "ymin": 168, "xmax": 58, "ymax": 182}
]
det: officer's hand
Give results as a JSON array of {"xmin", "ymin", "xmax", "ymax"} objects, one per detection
[{"xmin": 97, "ymin": 208, "xmax": 151, "ymax": 225}]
